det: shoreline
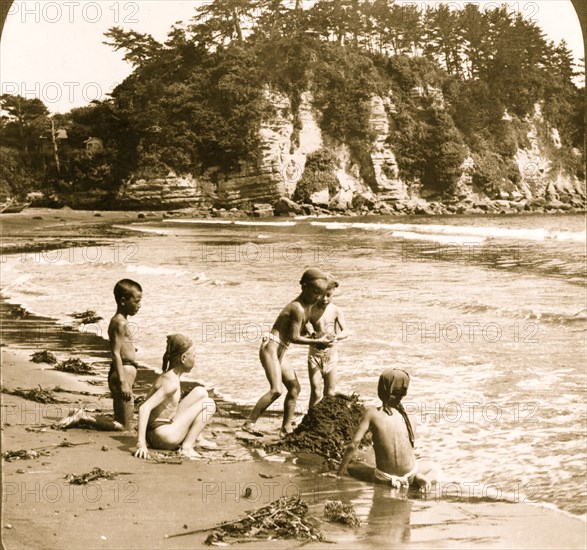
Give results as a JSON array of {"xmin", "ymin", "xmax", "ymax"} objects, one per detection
[
  {"xmin": 1, "ymin": 206, "xmax": 586, "ymax": 257},
  {"xmin": 2, "ymin": 332, "xmax": 586, "ymax": 549}
]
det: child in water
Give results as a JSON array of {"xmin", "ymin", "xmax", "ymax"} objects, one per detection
[
  {"xmin": 306, "ymin": 273, "xmax": 350, "ymax": 408},
  {"xmin": 338, "ymin": 369, "xmax": 433, "ymax": 491}
]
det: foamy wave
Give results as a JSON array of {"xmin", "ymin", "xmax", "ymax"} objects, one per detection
[
  {"xmin": 162, "ymin": 219, "xmax": 298, "ymax": 227},
  {"xmin": 126, "ymin": 265, "xmax": 190, "ymax": 277},
  {"xmin": 193, "ymin": 272, "xmax": 209, "ymax": 283},
  {"xmin": 550, "ymin": 230, "xmax": 587, "ymax": 242},
  {"xmin": 391, "ymin": 231, "xmax": 485, "ymax": 245},
  {"xmin": 2, "ymin": 273, "xmax": 34, "ymax": 291},
  {"xmin": 163, "ymin": 219, "xmax": 233, "ymax": 225},
  {"xmin": 112, "ymin": 224, "xmax": 172, "ymax": 235},
  {"xmin": 191, "ymin": 272, "xmax": 238, "ymax": 286},
  {"xmin": 428, "ymin": 299, "xmax": 587, "ymax": 326},
  {"xmin": 311, "ymin": 221, "xmax": 586, "ymax": 243},
  {"xmin": 233, "ymin": 220, "xmax": 297, "ymax": 227}
]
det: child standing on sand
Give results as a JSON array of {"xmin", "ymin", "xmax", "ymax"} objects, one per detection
[
  {"xmin": 244, "ymin": 268, "xmax": 334, "ymax": 437},
  {"xmin": 306, "ymin": 274, "xmax": 350, "ymax": 408},
  {"xmin": 53, "ymin": 278, "xmax": 143, "ymax": 431},
  {"xmin": 134, "ymin": 334, "xmax": 216, "ymax": 460}
]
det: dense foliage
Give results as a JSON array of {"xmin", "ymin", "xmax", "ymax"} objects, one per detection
[
  {"xmin": 293, "ymin": 148, "xmax": 339, "ymax": 202},
  {"xmin": 0, "ymin": 0, "xmax": 583, "ymax": 201}
]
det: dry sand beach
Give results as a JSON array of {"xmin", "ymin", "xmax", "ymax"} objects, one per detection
[{"xmin": 1, "ymin": 209, "xmax": 586, "ymax": 549}]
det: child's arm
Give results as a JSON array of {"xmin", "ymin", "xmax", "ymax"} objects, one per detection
[
  {"xmin": 134, "ymin": 380, "xmax": 173, "ymax": 459},
  {"xmin": 108, "ymin": 318, "xmax": 132, "ymax": 401},
  {"xmin": 338, "ymin": 409, "xmax": 372, "ymax": 476},
  {"xmin": 333, "ymin": 306, "xmax": 351, "ymax": 341},
  {"xmin": 288, "ymin": 306, "xmax": 333, "ymax": 346},
  {"xmin": 301, "ymin": 320, "xmax": 315, "ymax": 338}
]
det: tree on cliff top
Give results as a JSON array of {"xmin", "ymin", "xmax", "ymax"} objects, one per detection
[
  {"xmin": 103, "ymin": 27, "xmax": 162, "ymax": 67},
  {"xmin": 0, "ymin": 94, "xmax": 49, "ymax": 155},
  {"xmin": 10, "ymin": 0, "xmax": 580, "ymax": 200}
]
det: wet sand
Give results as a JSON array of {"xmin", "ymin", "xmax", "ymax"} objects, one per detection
[
  {"xmin": 0, "ymin": 207, "xmax": 160, "ymax": 256},
  {"xmin": 1, "ymin": 209, "xmax": 586, "ymax": 549}
]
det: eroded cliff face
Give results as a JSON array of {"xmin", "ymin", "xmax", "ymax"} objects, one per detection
[
  {"xmin": 116, "ymin": 174, "xmax": 214, "ymax": 210},
  {"xmin": 115, "ymin": 88, "xmax": 584, "ymax": 213},
  {"xmin": 512, "ymin": 104, "xmax": 585, "ymax": 207}
]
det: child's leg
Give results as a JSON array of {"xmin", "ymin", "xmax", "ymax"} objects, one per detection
[
  {"xmin": 245, "ymin": 346, "xmax": 283, "ymax": 426},
  {"xmin": 308, "ymin": 358, "xmax": 324, "ymax": 409},
  {"xmin": 413, "ymin": 460, "xmax": 441, "ymax": 492},
  {"xmin": 323, "ymin": 366, "xmax": 337, "ymax": 397},
  {"xmin": 52, "ymin": 408, "xmax": 123, "ymax": 431},
  {"xmin": 108, "ymin": 365, "xmax": 136, "ymax": 431},
  {"xmin": 147, "ymin": 387, "xmax": 216, "ymax": 457},
  {"xmin": 281, "ymin": 362, "xmax": 301, "ymax": 433}
]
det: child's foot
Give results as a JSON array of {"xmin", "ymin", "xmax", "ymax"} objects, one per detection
[
  {"xmin": 178, "ymin": 448, "xmax": 203, "ymax": 460},
  {"xmin": 242, "ymin": 423, "xmax": 264, "ymax": 437},
  {"xmin": 52, "ymin": 408, "xmax": 89, "ymax": 429},
  {"xmin": 195, "ymin": 436, "xmax": 218, "ymax": 450},
  {"xmin": 279, "ymin": 426, "xmax": 294, "ymax": 438}
]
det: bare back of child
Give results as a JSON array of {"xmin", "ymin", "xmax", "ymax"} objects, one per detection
[
  {"xmin": 338, "ymin": 369, "xmax": 434, "ymax": 492},
  {"xmin": 244, "ymin": 268, "xmax": 334, "ymax": 437}
]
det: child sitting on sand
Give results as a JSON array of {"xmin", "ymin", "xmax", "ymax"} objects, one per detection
[
  {"xmin": 134, "ymin": 334, "xmax": 216, "ymax": 460},
  {"xmin": 338, "ymin": 369, "xmax": 433, "ymax": 491},
  {"xmin": 244, "ymin": 268, "xmax": 334, "ymax": 437},
  {"xmin": 53, "ymin": 278, "xmax": 144, "ymax": 431},
  {"xmin": 306, "ymin": 273, "xmax": 350, "ymax": 408}
]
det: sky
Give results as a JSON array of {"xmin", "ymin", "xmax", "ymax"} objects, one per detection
[{"xmin": 0, "ymin": 0, "xmax": 584, "ymax": 114}]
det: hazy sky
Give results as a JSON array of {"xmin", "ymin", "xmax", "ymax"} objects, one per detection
[{"xmin": 0, "ymin": 0, "xmax": 584, "ymax": 114}]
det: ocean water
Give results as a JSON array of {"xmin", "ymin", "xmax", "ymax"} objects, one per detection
[{"xmin": 2, "ymin": 213, "xmax": 586, "ymax": 516}]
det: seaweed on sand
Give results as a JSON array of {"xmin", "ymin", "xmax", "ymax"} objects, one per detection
[
  {"xmin": 2, "ymin": 385, "xmax": 66, "ymax": 404},
  {"xmin": 267, "ymin": 394, "xmax": 371, "ymax": 465},
  {"xmin": 324, "ymin": 500, "xmax": 361, "ymax": 527},
  {"xmin": 169, "ymin": 496, "xmax": 324, "ymax": 544},
  {"xmin": 69, "ymin": 310, "xmax": 103, "ymax": 324},
  {"xmin": 52, "ymin": 386, "xmax": 102, "ymax": 397},
  {"xmin": 65, "ymin": 467, "xmax": 117, "ymax": 485},
  {"xmin": 3, "ymin": 449, "xmax": 51, "ymax": 462},
  {"xmin": 8, "ymin": 305, "xmax": 28, "ymax": 318},
  {"xmin": 31, "ymin": 350, "xmax": 58, "ymax": 364},
  {"xmin": 133, "ymin": 394, "xmax": 146, "ymax": 412},
  {"xmin": 55, "ymin": 358, "xmax": 95, "ymax": 375}
]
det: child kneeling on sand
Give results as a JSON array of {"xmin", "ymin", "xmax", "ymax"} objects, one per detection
[
  {"xmin": 134, "ymin": 334, "xmax": 216, "ymax": 460},
  {"xmin": 338, "ymin": 369, "xmax": 435, "ymax": 491}
]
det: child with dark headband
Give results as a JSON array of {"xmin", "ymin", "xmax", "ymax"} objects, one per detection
[
  {"xmin": 338, "ymin": 369, "xmax": 432, "ymax": 491},
  {"xmin": 134, "ymin": 334, "xmax": 216, "ymax": 460}
]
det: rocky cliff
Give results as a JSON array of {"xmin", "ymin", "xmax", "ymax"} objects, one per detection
[{"xmin": 115, "ymin": 87, "xmax": 585, "ymax": 215}]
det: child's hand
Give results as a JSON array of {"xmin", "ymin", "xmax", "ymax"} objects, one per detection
[
  {"xmin": 119, "ymin": 380, "xmax": 132, "ymax": 401},
  {"xmin": 315, "ymin": 333, "xmax": 336, "ymax": 348},
  {"xmin": 134, "ymin": 443, "xmax": 150, "ymax": 460}
]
